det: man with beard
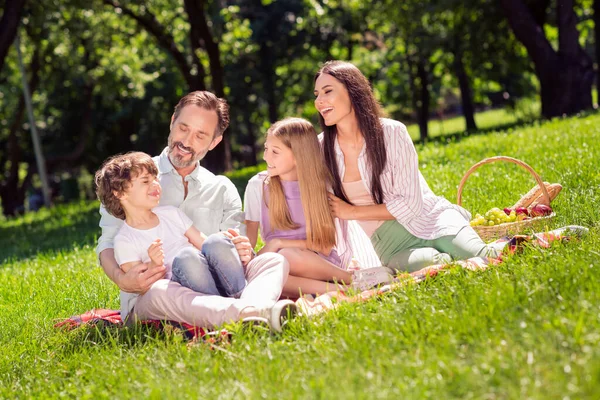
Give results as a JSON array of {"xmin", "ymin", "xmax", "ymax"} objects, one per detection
[{"xmin": 96, "ymin": 91, "xmax": 293, "ymax": 331}]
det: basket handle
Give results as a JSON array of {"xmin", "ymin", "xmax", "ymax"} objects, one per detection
[{"xmin": 456, "ymin": 156, "xmax": 550, "ymax": 208}]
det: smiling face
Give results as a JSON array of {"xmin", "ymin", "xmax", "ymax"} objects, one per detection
[
  {"xmin": 167, "ymin": 105, "xmax": 222, "ymax": 169},
  {"xmin": 263, "ymin": 134, "xmax": 297, "ymax": 181},
  {"xmin": 314, "ymin": 73, "xmax": 355, "ymax": 127},
  {"xmin": 119, "ymin": 169, "xmax": 162, "ymax": 212}
]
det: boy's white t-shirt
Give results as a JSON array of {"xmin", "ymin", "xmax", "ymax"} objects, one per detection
[{"xmin": 114, "ymin": 205, "xmax": 194, "ymax": 320}]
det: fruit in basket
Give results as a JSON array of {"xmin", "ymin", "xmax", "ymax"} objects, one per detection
[
  {"xmin": 530, "ymin": 204, "xmax": 553, "ymax": 217},
  {"xmin": 515, "ymin": 207, "xmax": 529, "ymax": 216},
  {"xmin": 471, "ymin": 206, "xmax": 517, "ymax": 227}
]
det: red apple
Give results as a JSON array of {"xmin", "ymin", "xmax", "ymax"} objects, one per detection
[
  {"xmin": 530, "ymin": 204, "xmax": 553, "ymax": 217},
  {"xmin": 503, "ymin": 208, "xmax": 512, "ymax": 216},
  {"xmin": 515, "ymin": 207, "xmax": 529, "ymax": 216}
]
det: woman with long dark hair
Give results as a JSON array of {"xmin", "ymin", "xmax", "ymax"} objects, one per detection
[{"xmin": 314, "ymin": 61, "xmax": 503, "ymax": 272}]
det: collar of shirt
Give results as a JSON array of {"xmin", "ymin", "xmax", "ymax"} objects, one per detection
[{"xmin": 156, "ymin": 146, "xmax": 209, "ymax": 183}]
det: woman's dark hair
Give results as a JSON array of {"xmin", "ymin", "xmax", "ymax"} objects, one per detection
[{"xmin": 314, "ymin": 61, "xmax": 387, "ymax": 204}]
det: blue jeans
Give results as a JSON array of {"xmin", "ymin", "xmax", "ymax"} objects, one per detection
[{"xmin": 171, "ymin": 233, "xmax": 246, "ymax": 297}]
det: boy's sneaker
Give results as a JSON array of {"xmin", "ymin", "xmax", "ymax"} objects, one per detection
[
  {"xmin": 269, "ymin": 299, "xmax": 297, "ymax": 332},
  {"xmin": 351, "ymin": 266, "xmax": 395, "ymax": 291},
  {"xmin": 240, "ymin": 300, "xmax": 298, "ymax": 333}
]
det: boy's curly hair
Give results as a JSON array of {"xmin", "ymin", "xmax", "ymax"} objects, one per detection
[{"xmin": 94, "ymin": 152, "xmax": 158, "ymax": 220}]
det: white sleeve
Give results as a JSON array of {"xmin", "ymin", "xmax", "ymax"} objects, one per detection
[
  {"xmin": 95, "ymin": 204, "xmax": 124, "ymax": 257},
  {"xmin": 243, "ymin": 174, "xmax": 264, "ymax": 222},
  {"xmin": 114, "ymin": 234, "xmax": 142, "ymax": 266}
]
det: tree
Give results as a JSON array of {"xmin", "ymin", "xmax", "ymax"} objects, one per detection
[
  {"xmin": 0, "ymin": 0, "xmax": 27, "ymax": 75},
  {"xmin": 103, "ymin": 0, "xmax": 232, "ymax": 172},
  {"xmin": 501, "ymin": 0, "xmax": 594, "ymax": 118}
]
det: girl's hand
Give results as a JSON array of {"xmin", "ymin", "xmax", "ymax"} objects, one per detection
[
  {"xmin": 225, "ymin": 228, "xmax": 253, "ymax": 266},
  {"xmin": 327, "ymin": 193, "xmax": 355, "ymax": 220},
  {"xmin": 147, "ymin": 239, "xmax": 165, "ymax": 268}
]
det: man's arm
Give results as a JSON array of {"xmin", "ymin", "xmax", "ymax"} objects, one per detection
[{"xmin": 217, "ymin": 176, "xmax": 246, "ymax": 235}]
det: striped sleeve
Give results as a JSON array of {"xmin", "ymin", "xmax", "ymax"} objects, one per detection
[{"xmin": 383, "ymin": 122, "xmax": 424, "ymax": 224}]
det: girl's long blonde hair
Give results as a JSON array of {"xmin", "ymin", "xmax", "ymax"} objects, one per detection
[{"xmin": 264, "ymin": 118, "xmax": 336, "ymax": 251}]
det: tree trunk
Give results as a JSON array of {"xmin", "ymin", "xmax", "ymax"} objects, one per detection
[
  {"xmin": 260, "ymin": 45, "xmax": 278, "ymax": 123},
  {"xmin": 453, "ymin": 49, "xmax": 477, "ymax": 131},
  {"xmin": 416, "ymin": 56, "xmax": 430, "ymax": 143},
  {"xmin": 185, "ymin": 0, "xmax": 231, "ymax": 173},
  {"xmin": 406, "ymin": 54, "xmax": 428, "ymax": 142},
  {"xmin": 593, "ymin": 0, "xmax": 600, "ymax": 102},
  {"xmin": 0, "ymin": 0, "xmax": 27, "ymax": 75},
  {"xmin": 0, "ymin": 42, "xmax": 40, "ymax": 217},
  {"xmin": 501, "ymin": 0, "xmax": 594, "ymax": 118}
]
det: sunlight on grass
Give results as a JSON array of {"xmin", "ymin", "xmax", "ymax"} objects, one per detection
[{"xmin": 1, "ymin": 113, "xmax": 599, "ymax": 398}]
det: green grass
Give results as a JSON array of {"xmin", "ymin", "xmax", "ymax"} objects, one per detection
[
  {"xmin": 405, "ymin": 104, "xmax": 539, "ymax": 141},
  {"xmin": 1, "ymin": 113, "xmax": 600, "ymax": 398}
]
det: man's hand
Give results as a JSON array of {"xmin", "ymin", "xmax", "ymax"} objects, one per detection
[
  {"xmin": 100, "ymin": 248, "xmax": 166, "ymax": 294},
  {"xmin": 118, "ymin": 262, "xmax": 167, "ymax": 294},
  {"xmin": 328, "ymin": 193, "xmax": 356, "ymax": 220},
  {"xmin": 223, "ymin": 228, "xmax": 253, "ymax": 266},
  {"xmin": 147, "ymin": 239, "xmax": 165, "ymax": 268}
]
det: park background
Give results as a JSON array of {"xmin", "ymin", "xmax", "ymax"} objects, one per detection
[
  {"xmin": 1, "ymin": 0, "xmax": 599, "ymax": 216},
  {"xmin": 1, "ymin": 1, "xmax": 600, "ymax": 398}
]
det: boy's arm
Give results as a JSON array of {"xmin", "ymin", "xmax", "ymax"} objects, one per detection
[{"xmin": 184, "ymin": 226, "xmax": 208, "ymax": 250}]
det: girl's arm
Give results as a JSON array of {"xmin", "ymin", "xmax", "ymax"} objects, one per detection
[
  {"xmin": 258, "ymin": 238, "xmax": 333, "ymax": 257},
  {"xmin": 328, "ymin": 194, "xmax": 395, "ymax": 221},
  {"xmin": 245, "ymin": 220, "xmax": 260, "ymax": 249},
  {"xmin": 184, "ymin": 226, "xmax": 208, "ymax": 250}
]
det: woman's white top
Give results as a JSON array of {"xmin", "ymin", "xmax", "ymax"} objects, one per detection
[{"xmin": 321, "ymin": 118, "xmax": 471, "ymax": 240}]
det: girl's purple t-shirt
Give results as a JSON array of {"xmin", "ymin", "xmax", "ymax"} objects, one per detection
[{"xmin": 260, "ymin": 179, "xmax": 342, "ymax": 267}]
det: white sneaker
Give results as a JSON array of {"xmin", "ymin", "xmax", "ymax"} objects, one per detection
[
  {"xmin": 240, "ymin": 299, "xmax": 298, "ymax": 333},
  {"xmin": 351, "ymin": 266, "xmax": 395, "ymax": 291}
]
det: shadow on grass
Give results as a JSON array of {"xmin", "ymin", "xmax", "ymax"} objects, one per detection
[
  {"xmin": 55, "ymin": 322, "xmax": 190, "ymax": 355},
  {"xmin": 0, "ymin": 201, "xmax": 100, "ymax": 264},
  {"xmin": 417, "ymin": 119, "xmax": 540, "ymax": 146}
]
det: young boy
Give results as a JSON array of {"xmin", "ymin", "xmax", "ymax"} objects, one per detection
[{"xmin": 95, "ymin": 152, "xmax": 246, "ymax": 318}]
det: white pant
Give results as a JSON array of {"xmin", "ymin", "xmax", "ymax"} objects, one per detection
[{"xmin": 132, "ymin": 253, "xmax": 289, "ymax": 328}]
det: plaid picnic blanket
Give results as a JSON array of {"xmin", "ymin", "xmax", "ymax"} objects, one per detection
[
  {"xmin": 55, "ymin": 229, "xmax": 574, "ymax": 337},
  {"xmin": 296, "ymin": 229, "xmax": 573, "ymax": 316},
  {"xmin": 54, "ymin": 308, "xmax": 231, "ymax": 343}
]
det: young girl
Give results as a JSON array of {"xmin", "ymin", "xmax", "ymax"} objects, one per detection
[
  {"xmin": 313, "ymin": 61, "xmax": 505, "ymax": 272},
  {"xmin": 244, "ymin": 118, "xmax": 393, "ymax": 298}
]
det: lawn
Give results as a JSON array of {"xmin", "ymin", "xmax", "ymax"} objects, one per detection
[{"xmin": 1, "ymin": 113, "xmax": 599, "ymax": 398}]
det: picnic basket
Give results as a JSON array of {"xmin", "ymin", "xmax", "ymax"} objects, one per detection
[{"xmin": 456, "ymin": 156, "xmax": 555, "ymax": 241}]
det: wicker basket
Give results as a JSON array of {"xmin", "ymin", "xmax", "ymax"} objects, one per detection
[{"xmin": 457, "ymin": 156, "xmax": 555, "ymax": 241}]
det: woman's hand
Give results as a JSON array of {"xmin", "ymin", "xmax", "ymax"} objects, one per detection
[{"xmin": 328, "ymin": 193, "xmax": 355, "ymax": 220}]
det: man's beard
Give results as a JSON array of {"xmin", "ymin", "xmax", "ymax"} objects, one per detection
[{"xmin": 167, "ymin": 137, "xmax": 208, "ymax": 169}]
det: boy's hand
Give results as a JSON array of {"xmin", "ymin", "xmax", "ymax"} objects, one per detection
[
  {"xmin": 223, "ymin": 228, "xmax": 253, "ymax": 266},
  {"xmin": 147, "ymin": 239, "xmax": 165, "ymax": 268}
]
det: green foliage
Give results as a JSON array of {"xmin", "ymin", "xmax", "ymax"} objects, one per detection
[{"xmin": 1, "ymin": 114, "xmax": 599, "ymax": 397}]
